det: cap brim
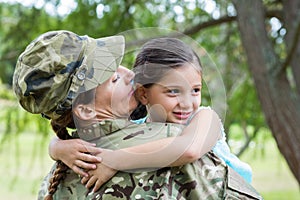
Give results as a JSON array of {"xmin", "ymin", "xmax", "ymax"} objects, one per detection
[{"xmin": 81, "ymin": 35, "xmax": 125, "ymax": 92}]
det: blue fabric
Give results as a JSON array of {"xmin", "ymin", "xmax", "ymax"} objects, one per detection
[
  {"xmin": 213, "ymin": 134, "xmax": 253, "ymax": 183},
  {"xmin": 131, "ymin": 117, "xmax": 147, "ymax": 124},
  {"xmin": 197, "ymin": 106, "xmax": 253, "ymax": 183},
  {"xmin": 132, "ymin": 112, "xmax": 253, "ymax": 183}
]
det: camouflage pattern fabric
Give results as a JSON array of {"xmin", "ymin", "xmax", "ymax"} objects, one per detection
[
  {"xmin": 13, "ymin": 30, "xmax": 124, "ymax": 120},
  {"xmin": 38, "ymin": 119, "xmax": 262, "ymax": 200}
]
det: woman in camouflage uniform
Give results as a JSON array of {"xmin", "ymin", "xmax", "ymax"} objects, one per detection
[{"xmin": 13, "ymin": 30, "xmax": 220, "ymax": 199}]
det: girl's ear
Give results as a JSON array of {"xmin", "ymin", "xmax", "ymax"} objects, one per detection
[
  {"xmin": 135, "ymin": 84, "xmax": 149, "ymax": 105},
  {"xmin": 73, "ymin": 104, "xmax": 96, "ymax": 120}
]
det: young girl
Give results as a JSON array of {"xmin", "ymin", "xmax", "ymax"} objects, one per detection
[{"xmin": 133, "ymin": 37, "xmax": 253, "ymax": 183}]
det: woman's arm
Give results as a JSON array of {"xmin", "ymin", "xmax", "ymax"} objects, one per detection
[
  {"xmin": 100, "ymin": 109, "xmax": 221, "ymax": 170},
  {"xmin": 49, "ymin": 136, "xmax": 102, "ymax": 177}
]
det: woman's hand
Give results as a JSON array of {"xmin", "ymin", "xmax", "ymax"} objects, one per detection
[
  {"xmin": 81, "ymin": 161, "xmax": 117, "ymax": 193},
  {"xmin": 49, "ymin": 137, "xmax": 102, "ymax": 177}
]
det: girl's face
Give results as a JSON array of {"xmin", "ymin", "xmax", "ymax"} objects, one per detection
[
  {"xmin": 141, "ymin": 64, "xmax": 202, "ymax": 124},
  {"xmin": 94, "ymin": 66, "xmax": 138, "ymax": 119}
]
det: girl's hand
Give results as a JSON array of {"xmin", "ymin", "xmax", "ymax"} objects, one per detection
[
  {"xmin": 81, "ymin": 162, "xmax": 117, "ymax": 192},
  {"xmin": 49, "ymin": 137, "xmax": 102, "ymax": 177}
]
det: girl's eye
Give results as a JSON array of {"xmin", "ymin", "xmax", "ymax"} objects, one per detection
[
  {"xmin": 167, "ymin": 89, "xmax": 180, "ymax": 95},
  {"xmin": 192, "ymin": 88, "xmax": 201, "ymax": 94},
  {"xmin": 112, "ymin": 73, "xmax": 120, "ymax": 83}
]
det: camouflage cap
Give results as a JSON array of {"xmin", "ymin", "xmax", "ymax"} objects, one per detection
[{"xmin": 13, "ymin": 30, "xmax": 125, "ymax": 120}]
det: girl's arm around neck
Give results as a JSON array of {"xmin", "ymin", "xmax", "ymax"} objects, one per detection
[{"xmin": 99, "ymin": 109, "xmax": 222, "ymax": 170}]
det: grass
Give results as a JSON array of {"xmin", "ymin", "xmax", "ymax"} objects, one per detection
[
  {"xmin": 0, "ymin": 130, "xmax": 299, "ymax": 199},
  {"xmin": 238, "ymin": 137, "xmax": 300, "ymax": 199},
  {"xmin": 0, "ymin": 132, "xmax": 54, "ymax": 200}
]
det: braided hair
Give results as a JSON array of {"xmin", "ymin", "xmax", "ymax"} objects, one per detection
[
  {"xmin": 44, "ymin": 110, "xmax": 74, "ymax": 200},
  {"xmin": 44, "ymin": 88, "xmax": 96, "ymax": 200}
]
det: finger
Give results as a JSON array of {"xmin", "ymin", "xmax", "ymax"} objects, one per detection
[
  {"xmin": 72, "ymin": 166, "xmax": 89, "ymax": 177},
  {"xmin": 86, "ymin": 176, "xmax": 97, "ymax": 189},
  {"xmin": 74, "ymin": 160, "xmax": 97, "ymax": 171},
  {"xmin": 81, "ymin": 176, "xmax": 89, "ymax": 184},
  {"xmin": 92, "ymin": 180, "xmax": 103, "ymax": 192},
  {"xmin": 83, "ymin": 146, "xmax": 102, "ymax": 155},
  {"xmin": 78, "ymin": 153, "xmax": 102, "ymax": 163}
]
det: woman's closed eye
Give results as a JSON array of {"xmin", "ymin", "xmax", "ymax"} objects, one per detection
[{"xmin": 112, "ymin": 73, "xmax": 120, "ymax": 83}]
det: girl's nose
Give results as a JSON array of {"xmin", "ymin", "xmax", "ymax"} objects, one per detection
[{"xmin": 179, "ymin": 95, "xmax": 192, "ymax": 109}]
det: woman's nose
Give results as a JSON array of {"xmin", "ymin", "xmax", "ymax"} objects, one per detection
[
  {"xmin": 118, "ymin": 66, "xmax": 135, "ymax": 84},
  {"xmin": 124, "ymin": 69, "xmax": 135, "ymax": 85}
]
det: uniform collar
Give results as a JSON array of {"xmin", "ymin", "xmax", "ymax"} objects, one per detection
[{"xmin": 73, "ymin": 119, "xmax": 133, "ymax": 142}]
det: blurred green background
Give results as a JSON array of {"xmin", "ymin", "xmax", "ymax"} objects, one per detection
[{"xmin": 0, "ymin": 0, "xmax": 299, "ymax": 199}]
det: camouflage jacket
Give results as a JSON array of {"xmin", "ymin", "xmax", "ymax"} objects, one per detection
[{"xmin": 38, "ymin": 119, "xmax": 262, "ymax": 200}]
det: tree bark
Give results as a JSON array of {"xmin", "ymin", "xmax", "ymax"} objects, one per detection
[
  {"xmin": 282, "ymin": 0, "xmax": 300, "ymax": 96},
  {"xmin": 232, "ymin": 0, "xmax": 300, "ymax": 184}
]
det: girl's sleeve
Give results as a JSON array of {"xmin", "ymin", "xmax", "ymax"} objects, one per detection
[{"xmin": 212, "ymin": 126, "xmax": 253, "ymax": 183}]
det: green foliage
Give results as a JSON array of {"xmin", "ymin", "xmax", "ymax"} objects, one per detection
[
  {"xmin": 262, "ymin": 190, "xmax": 300, "ymax": 200},
  {"xmin": 2, "ymin": 0, "xmax": 285, "ymax": 150},
  {"xmin": 0, "ymin": 84, "xmax": 50, "ymax": 153},
  {"xmin": 0, "ymin": 0, "xmax": 298, "ymax": 195},
  {"xmin": 0, "ymin": 105, "xmax": 50, "ymax": 146},
  {"xmin": 0, "ymin": 82, "xmax": 14, "ymax": 100},
  {"xmin": 0, "ymin": 0, "xmax": 269, "ymax": 149},
  {"xmin": 0, "ymin": 3, "xmax": 60, "ymax": 84},
  {"xmin": 228, "ymin": 78, "xmax": 265, "ymax": 126}
]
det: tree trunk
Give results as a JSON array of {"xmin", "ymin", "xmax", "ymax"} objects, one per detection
[
  {"xmin": 282, "ymin": 0, "xmax": 300, "ymax": 96},
  {"xmin": 232, "ymin": 0, "xmax": 300, "ymax": 184}
]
